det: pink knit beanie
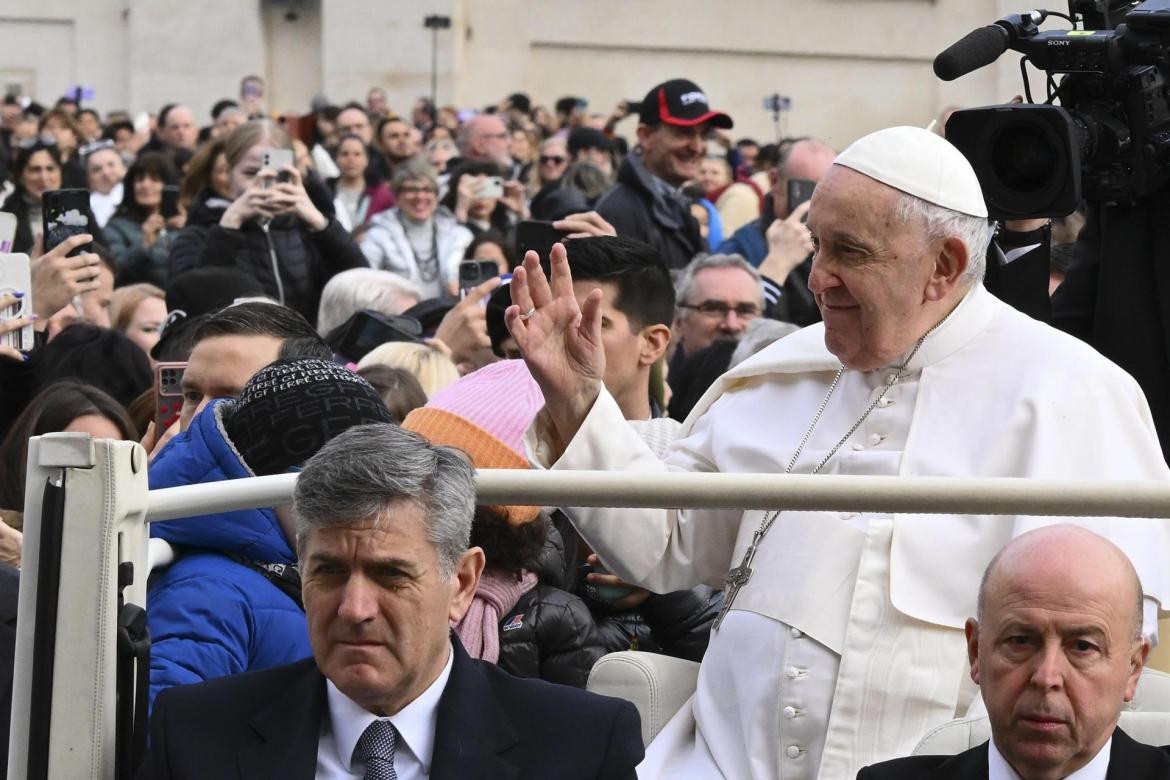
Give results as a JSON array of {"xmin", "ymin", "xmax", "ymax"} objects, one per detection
[{"xmin": 402, "ymin": 360, "xmax": 545, "ymax": 525}]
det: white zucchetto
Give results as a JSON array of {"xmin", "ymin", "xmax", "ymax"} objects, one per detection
[{"xmin": 833, "ymin": 126, "xmax": 989, "ymax": 218}]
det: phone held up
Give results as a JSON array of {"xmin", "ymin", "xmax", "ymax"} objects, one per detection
[
  {"xmin": 515, "ymin": 220, "xmax": 570, "ymax": 264},
  {"xmin": 42, "ymin": 189, "xmax": 92, "ymax": 255},
  {"xmin": 0, "ymin": 253, "xmax": 34, "ymax": 352},
  {"xmin": 259, "ymin": 148, "xmax": 294, "ymax": 190},
  {"xmin": 474, "ymin": 176, "xmax": 505, "ymax": 200},
  {"xmin": 786, "ymin": 178, "xmax": 816, "ymax": 218},
  {"xmin": 160, "ymin": 185, "xmax": 181, "ymax": 219},
  {"xmin": 459, "ymin": 260, "xmax": 501, "ymax": 298},
  {"xmin": 155, "ymin": 362, "xmax": 187, "ymax": 433}
]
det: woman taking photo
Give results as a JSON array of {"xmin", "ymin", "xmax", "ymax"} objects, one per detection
[
  {"xmin": 169, "ymin": 119, "xmax": 366, "ymax": 326},
  {"xmin": 104, "ymin": 152, "xmax": 184, "ymax": 287},
  {"xmin": 328, "ymin": 133, "xmax": 393, "ymax": 232},
  {"xmin": 1, "ymin": 140, "xmax": 63, "ymax": 253}
]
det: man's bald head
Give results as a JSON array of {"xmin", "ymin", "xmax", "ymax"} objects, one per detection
[
  {"xmin": 968, "ymin": 524, "xmax": 1150, "ymax": 779},
  {"xmin": 978, "ymin": 524, "xmax": 1144, "ymax": 641}
]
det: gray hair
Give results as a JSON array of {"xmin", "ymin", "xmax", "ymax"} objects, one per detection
[
  {"xmin": 892, "ymin": 193, "xmax": 993, "ymax": 286},
  {"xmin": 390, "ymin": 157, "xmax": 438, "ymax": 194},
  {"xmin": 674, "ymin": 253, "xmax": 765, "ymax": 309},
  {"xmin": 316, "ymin": 268, "xmax": 423, "ymax": 337},
  {"xmin": 729, "ymin": 317, "xmax": 799, "ymax": 368},
  {"xmin": 293, "ymin": 423, "xmax": 475, "ymax": 578}
]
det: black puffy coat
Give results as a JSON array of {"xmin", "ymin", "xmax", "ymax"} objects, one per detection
[
  {"xmin": 168, "ymin": 189, "xmax": 366, "ymax": 326},
  {"xmin": 497, "ymin": 519, "xmax": 608, "ymax": 689}
]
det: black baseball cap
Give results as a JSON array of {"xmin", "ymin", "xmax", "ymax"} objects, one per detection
[
  {"xmin": 567, "ymin": 127, "xmax": 613, "ymax": 155},
  {"xmin": 638, "ymin": 79, "xmax": 733, "ymax": 129}
]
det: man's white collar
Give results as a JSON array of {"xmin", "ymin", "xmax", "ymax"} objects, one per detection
[{"xmin": 988, "ymin": 734, "xmax": 1112, "ymax": 780}]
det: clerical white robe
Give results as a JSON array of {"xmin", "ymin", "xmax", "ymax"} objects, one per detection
[{"xmin": 525, "ymin": 284, "xmax": 1170, "ymax": 779}]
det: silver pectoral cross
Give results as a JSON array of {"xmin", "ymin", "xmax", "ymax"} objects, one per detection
[{"xmin": 712, "ymin": 525, "xmax": 769, "ymax": 631}]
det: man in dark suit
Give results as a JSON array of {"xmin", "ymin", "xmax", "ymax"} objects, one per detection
[
  {"xmin": 137, "ymin": 423, "xmax": 643, "ymax": 779},
  {"xmin": 859, "ymin": 524, "xmax": 1170, "ymax": 779}
]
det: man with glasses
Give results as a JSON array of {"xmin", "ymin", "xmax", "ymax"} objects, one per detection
[
  {"xmin": 671, "ymin": 253, "xmax": 764, "ymax": 361},
  {"xmin": 456, "ymin": 114, "xmax": 514, "ymax": 172}
]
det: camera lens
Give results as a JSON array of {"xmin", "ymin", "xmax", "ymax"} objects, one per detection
[{"xmin": 990, "ymin": 124, "xmax": 1058, "ymax": 194}]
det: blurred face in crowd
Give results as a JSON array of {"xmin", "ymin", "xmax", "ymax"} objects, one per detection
[
  {"xmin": 638, "ymin": 122, "xmax": 708, "ymax": 187},
  {"xmin": 367, "ymin": 88, "xmax": 388, "ymax": 116},
  {"xmin": 437, "ymin": 106, "xmax": 458, "ymax": 131},
  {"xmin": 134, "ymin": 172, "xmax": 164, "ymax": 212},
  {"xmin": 76, "ymin": 111, "xmax": 101, "ymax": 142},
  {"xmin": 538, "ymin": 139, "xmax": 568, "ymax": 185},
  {"xmin": 335, "ymin": 137, "xmax": 369, "ymax": 182},
  {"xmin": 213, "ymin": 108, "xmax": 245, "ymax": 141},
  {"xmin": 737, "ymin": 142, "xmax": 759, "ymax": 172},
  {"xmin": 110, "ymin": 124, "xmax": 134, "ymax": 155},
  {"xmin": 85, "ymin": 147, "xmax": 126, "ymax": 195},
  {"xmin": 210, "ymin": 152, "xmax": 232, "ymax": 200},
  {"xmin": 124, "ymin": 295, "xmax": 167, "ymax": 355},
  {"xmin": 697, "ymin": 157, "xmax": 732, "ymax": 193},
  {"xmin": 468, "ymin": 115, "xmax": 511, "ymax": 168},
  {"xmin": 179, "ymin": 333, "xmax": 282, "ymax": 430},
  {"xmin": 674, "ymin": 266, "xmax": 761, "ymax": 355},
  {"xmin": 1, "ymin": 103, "xmax": 22, "ymax": 130},
  {"xmin": 771, "ymin": 140, "xmax": 838, "ymax": 220},
  {"xmin": 574, "ymin": 146, "xmax": 613, "ymax": 179},
  {"xmin": 380, "ymin": 119, "xmax": 414, "ymax": 161},
  {"xmin": 11, "ymin": 117, "xmax": 37, "ymax": 149},
  {"xmin": 337, "ymin": 108, "xmax": 373, "ymax": 146},
  {"xmin": 300, "ymin": 499, "xmax": 481, "ymax": 716},
  {"xmin": 968, "ymin": 528, "xmax": 1147, "ymax": 780},
  {"xmin": 21, "ymin": 149, "xmax": 62, "ymax": 199},
  {"xmin": 41, "ymin": 115, "xmax": 77, "ymax": 155},
  {"xmin": 228, "ymin": 142, "xmax": 284, "ymax": 198},
  {"xmin": 511, "ymin": 130, "xmax": 534, "ymax": 164},
  {"xmin": 425, "ymin": 140, "xmax": 457, "ymax": 174},
  {"xmin": 163, "ymin": 106, "xmax": 198, "ymax": 150},
  {"xmin": 395, "ymin": 177, "xmax": 438, "ymax": 223},
  {"xmin": 411, "ymin": 99, "xmax": 431, "ymax": 129},
  {"xmin": 806, "ymin": 165, "xmax": 969, "ymax": 371}
]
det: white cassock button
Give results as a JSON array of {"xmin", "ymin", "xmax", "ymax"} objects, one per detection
[
  {"xmin": 851, "ymin": 442, "xmax": 864, "ymax": 451},
  {"xmin": 786, "ymin": 666, "xmax": 801, "ymax": 679},
  {"xmin": 869, "ymin": 433, "xmax": 883, "ymax": 446},
  {"xmin": 783, "ymin": 706, "xmax": 798, "ymax": 718},
  {"xmin": 878, "ymin": 397, "xmax": 893, "ymax": 408},
  {"xmin": 786, "ymin": 746, "xmax": 802, "ymax": 759},
  {"xmin": 886, "ymin": 372, "xmax": 899, "ymax": 384},
  {"xmin": 790, "ymin": 627, "xmax": 803, "ymax": 639}
]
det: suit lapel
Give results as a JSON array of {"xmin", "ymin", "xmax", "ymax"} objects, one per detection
[
  {"xmin": 1105, "ymin": 725, "xmax": 1170, "ymax": 779},
  {"xmin": 937, "ymin": 741, "xmax": 990, "ymax": 780},
  {"xmin": 237, "ymin": 658, "xmax": 326, "ymax": 780},
  {"xmin": 430, "ymin": 639, "xmax": 520, "ymax": 780}
]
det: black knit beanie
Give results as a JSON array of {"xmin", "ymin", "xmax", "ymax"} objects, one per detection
[{"xmin": 221, "ymin": 358, "xmax": 393, "ymax": 476}]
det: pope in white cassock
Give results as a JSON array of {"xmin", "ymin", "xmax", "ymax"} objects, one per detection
[{"xmin": 504, "ymin": 126, "xmax": 1170, "ymax": 779}]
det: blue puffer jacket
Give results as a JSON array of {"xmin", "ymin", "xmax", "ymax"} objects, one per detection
[{"xmin": 146, "ymin": 400, "xmax": 311, "ymax": 712}]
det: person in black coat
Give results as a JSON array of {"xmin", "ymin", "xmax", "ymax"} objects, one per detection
[
  {"xmin": 137, "ymin": 422, "xmax": 642, "ymax": 780},
  {"xmin": 168, "ymin": 120, "xmax": 365, "ymax": 327}
]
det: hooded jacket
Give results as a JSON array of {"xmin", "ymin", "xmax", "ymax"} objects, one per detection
[
  {"xmin": 168, "ymin": 189, "xmax": 367, "ymax": 326},
  {"xmin": 595, "ymin": 154, "xmax": 705, "ymax": 270},
  {"xmin": 146, "ymin": 401, "xmax": 310, "ymax": 713}
]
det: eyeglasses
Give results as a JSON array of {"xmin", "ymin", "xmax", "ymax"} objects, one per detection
[
  {"xmin": 397, "ymin": 185, "xmax": 437, "ymax": 196},
  {"xmin": 539, "ymin": 155, "xmax": 566, "ymax": 165},
  {"xmin": 678, "ymin": 301, "xmax": 762, "ymax": 320},
  {"xmin": 17, "ymin": 135, "xmax": 56, "ymax": 150}
]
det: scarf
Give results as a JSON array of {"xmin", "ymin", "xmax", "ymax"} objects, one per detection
[{"xmin": 454, "ymin": 569, "xmax": 538, "ymax": 663}]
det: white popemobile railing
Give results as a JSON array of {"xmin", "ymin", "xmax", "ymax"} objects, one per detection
[{"xmin": 10, "ymin": 432, "xmax": 1170, "ymax": 779}]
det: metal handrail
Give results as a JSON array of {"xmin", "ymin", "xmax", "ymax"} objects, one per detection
[{"xmin": 144, "ymin": 469, "xmax": 1170, "ymax": 522}]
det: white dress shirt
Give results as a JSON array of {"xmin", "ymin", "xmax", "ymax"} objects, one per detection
[
  {"xmin": 989, "ymin": 736, "xmax": 1111, "ymax": 780},
  {"xmin": 316, "ymin": 643, "xmax": 454, "ymax": 779},
  {"xmin": 90, "ymin": 183, "xmax": 122, "ymax": 228}
]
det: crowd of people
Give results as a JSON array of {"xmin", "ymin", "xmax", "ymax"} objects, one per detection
[{"xmin": 0, "ymin": 70, "xmax": 1168, "ymax": 780}]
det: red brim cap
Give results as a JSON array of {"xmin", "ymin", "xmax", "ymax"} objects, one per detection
[{"xmin": 656, "ymin": 86, "xmax": 734, "ymax": 129}]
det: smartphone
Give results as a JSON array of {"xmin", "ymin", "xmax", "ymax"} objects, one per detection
[
  {"xmin": 259, "ymin": 148, "xmax": 294, "ymax": 189},
  {"xmin": 578, "ymin": 563, "xmax": 635, "ymax": 604},
  {"xmin": 0, "ymin": 253, "xmax": 33, "ymax": 352},
  {"xmin": 155, "ymin": 362, "xmax": 187, "ymax": 433},
  {"xmin": 42, "ymin": 189, "xmax": 93, "ymax": 255},
  {"xmin": 474, "ymin": 176, "xmax": 505, "ymax": 199},
  {"xmin": 160, "ymin": 185, "xmax": 181, "ymax": 219},
  {"xmin": 516, "ymin": 220, "xmax": 570, "ymax": 263},
  {"xmin": 625, "ymin": 100, "xmax": 642, "ymax": 114},
  {"xmin": 328, "ymin": 310, "xmax": 424, "ymax": 363},
  {"xmin": 459, "ymin": 259, "xmax": 500, "ymax": 298},
  {"xmin": 787, "ymin": 178, "xmax": 817, "ymax": 216},
  {"xmin": 0, "ymin": 213, "xmax": 16, "ymax": 253}
]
